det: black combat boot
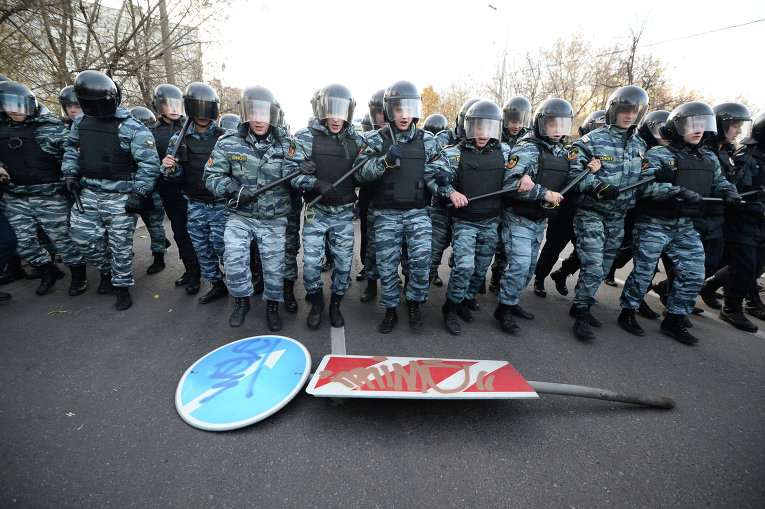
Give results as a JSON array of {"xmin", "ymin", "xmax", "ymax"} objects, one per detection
[
  {"xmin": 699, "ymin": 276, "xmax": 723, "ymax": 309},
  {"xmin": 360, "ymin": 279, "xmax": 377, "ymax": 303},
  {"xmin": 661, "ymin": 313, "xmax": 699, "ymax": 345},
  {"xmin": 114, "ymin": 287, "xmax": 132, "ymax": 311},
  {"xmin": 533, "ymin": 277, "xmax": 546, "ymax": 298},
  {"xmin": 465, "ymin": 298, "xmax": 479, "ymax": 311},
  {"xmin": 146, "ymin": 253, "xmax": 166, "ymax": 275},
  {"xmin": 569, "ymin": 303, "xmax": 602, "ymax": 327},
  {"xmin": 378, "ymin": 308, "xmax": 398, "ymax": 334},
  {"xmin": 407, "ymin": 300, "xmax": 423, "ymax": 331},
  {"xmin": 442, "ymin": 299, "xmax": 462, "ymax": 335},
  {"xmin": 185, "ymin": 265, "xmax": 201, "ymax": 295},
  {"xmin": 573, "ymin": 307, "xmax": 595, "ymax": 341},
  {"xmin": 509, "ymin": 304, "xmax": 534, "ymax": 320},
  {"xmin": 720, "ymin": 298, "xmax": 758, "ymax": 333},
  {"xmin": 198, "ymin": 280, "xmax": 228, "ymax": 304},
  {"xmin": 618, "ymin": 308, "xmax": 645, "ymax": 336},
  {"xmin": 329, "ymin": 293, "xmax": 344, "ymax": 327},
  {"xmin": 493, "ymin": 303, "xmax": 519, "ymax": 335},
  {"xmin": 266, "ymin": 300, "xmax": 282, "ymax": 332},
  {"xmin": 356, "ymin": 267, "xmax": 367, "ymax": 281},
  {"xmin": 283, "ymin": 280, "xmax": 298, "ymax": 313},
  {"xmin": 604, "ymin": 264, "xmax": 617, "ymax": 287},
  {"xmin": 744, "ymin": 293, "xmax": 765, "ymax": 321},
  {"xmin": 0, "ymin": 256, "xmax": 26, "ymax": 285},
  {"xmin": 638, "ymin": 299, "xmax": 660, "ymax": 319},
  {"xmin": 456, "ymin": 300, "xmax": 473, "ymax": 323},
  {"xmin": 229, "ymin": 297, "xmax": 250, "ymax": 327},
  {"xmin": 67, "ymin": 264, "xmax": 88, "ymax": 296},
  {"xmin": 175, "ymin": 262, "xmax": 196, "ymax": 286},
  {"xmin": 97, "ymin": 272, "xmax": 114, "ymax": 294},
  {"xmin": 0, "ymin": 291, "xmax": 10, "ymax": 303},
  {"xmin": 550, "ymin": 269, "xmax": 568, "ymax": 296},
  {"xmin": 35, "ymin": 263, "xmax": 59, "ymax": 295},
  {"xmin": 306, "ymin": 290, "xmax": 324, "ymax": 330}
]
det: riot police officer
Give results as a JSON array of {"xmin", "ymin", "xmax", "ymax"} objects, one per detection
[{"xmin": 59, "ymin": 85, "xmax": 82, "ymax": 125}]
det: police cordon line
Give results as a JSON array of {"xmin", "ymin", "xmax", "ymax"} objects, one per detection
[{"xmin": 1, "ymin": 70, "xmax": 764, "ymax": 346}]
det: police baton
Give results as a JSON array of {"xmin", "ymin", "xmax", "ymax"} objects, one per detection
[
  {"xmin": 444, "ymin": 188, "xmax": 513, "ymax": 208},
  {"xmin": 539, "ymin": 168, "xmax": 591, "ymax": 210},
  {"xmin": 618, "ymin": 176, "xmax": 656, "ymax": 194},
  {"xmin": 226, "ymin": 168, "xmax": 305, "ymax": 209},
  {"xmin": 306, "ymin": 159, "xmax": 365, "ymax": 208},
  {"xmin": 163, "ymin": 117, "xmax": 193, "ymax": 177},
  {"xmin": 72, "ymin": 190, "xmax": 85, "ymax": 214}
]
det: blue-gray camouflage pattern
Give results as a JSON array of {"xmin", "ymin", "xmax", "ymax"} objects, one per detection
[
  {"xmin": 141, "ymin": 192, "xmax": 167, "ymax": 253},
  {"xmin": 187, "ymin": 200, "xmax": 227, "ymax": 282},
  {"xmin": 447, "ymin": 217, "xmax": 499, "ymax": 303}
]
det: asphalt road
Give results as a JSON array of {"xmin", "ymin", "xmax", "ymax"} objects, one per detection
[{"xmin": 1, "ymin": 219, "xmax": 764, "ymax": 508}]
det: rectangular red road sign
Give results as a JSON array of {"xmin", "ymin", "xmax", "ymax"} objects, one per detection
[{"xmin": 306, "ymin": 355, "xmax": 538, "ymax": 399}]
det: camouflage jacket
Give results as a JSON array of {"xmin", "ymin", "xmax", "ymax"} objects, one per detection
[
  {"xmin": 1, "ymin": 112, "xmax": 68, "ymax": 197},
  {"xmin": 62, "ymin": 107, "xmax": 160, "ymax": 195},
  {"xmin": 568, "ymin": 125, "xmax": 647, "ymax": 216},
  {"xmin": 204, "ymin": 125, "xmax": 313, "ymax": 219},
  {"xmin": 428, "ymin": 139, "xmax": 513, "ymax": 199},
  {"xmin": 503, "ymin": 135, "xmax": 567, "ymax": 203}
]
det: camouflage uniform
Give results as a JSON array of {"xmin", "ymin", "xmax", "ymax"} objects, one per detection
[
  {"xmin": 139, "ymin": 192, "xmax": 167, "ymax": 254},
  {"xmin": 0, "ymin": 113, "xmax": 83, "ymax": 268},
  {"xmin": 500, "ymin": 136, "xmax": 568, "ymax": 306},
  {"xmin": 62, "ymin": 107, "xmax": 161, "ymax": 287},
  {"xmin": 204, "ymin": 126, "xmax": 313, "ymax": 301},
  {"xmin": 355, "ymin": 124, "xmax": 439, "ymax": 309},
  {"xmin": 294, "ymin": 119, "xmax": 363, "ymax": 296},
  {"xmin": 428, "ymin": 129, "xmax": 455, "ymax": 280},
  {"xmin": 568, "ymin": 126, "xmax": 646, "ymax": 310},
  {"xmin": 620, "ymin": 144, "xmax": 736, "ymax": 315},
  {"xmin": 430, "ymin": 139, "xmax": 511, "ymax": 303},
  {"xmin": 167, "ymin": 122, "xmax": 228, "ymax": 284}
]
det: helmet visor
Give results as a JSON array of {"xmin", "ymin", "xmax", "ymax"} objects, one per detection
[
  {"xmin": 676, "ymin": 114, "xmax": 716, "ymax": 136},
  {"xmin": 466, "ymin": 118, "xmax": 501, "ymax": 140},
  {"xmin": 242, "ymin": 99, "xmax": 280, "ymax": 126},
  {"xmin": 649, "ymin": 121, "xmax": 667, "ymax": 141},
  {"xmin": 540, "ymin": 116, "xmax": 572, "ymax": 138},
  {"xmin": 504, "ymin": 110, "xmax": 532, "ymax": 128},
  {"xmin": 722, "ymin": 119, "xmax": 752, "ymax": 143},
  {"xmin": 1, "ymin": 93, "xmax": 35, "ymax": 116},
  {"xmin": 319, "ymin": 96, "xmax": 352, "ymax": 122},
  {"xmin": 159, "ymin": 97, "xmax": 184, "ymax": 116},
  {"xmin": 185, "ymin": 98, "xmax": 219, "ymax": 121},
  {"xmin": 385, "ymin": 98, "xmax": 421, "ymax": 122},
  {"xmin": 612, "ymin": 103, "xmax": 648, "ymax": 126}
]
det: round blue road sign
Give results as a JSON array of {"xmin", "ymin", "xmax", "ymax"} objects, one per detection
[{"xmin": 175, "ymin": 335, "xmax": 311, "ymax": 431}]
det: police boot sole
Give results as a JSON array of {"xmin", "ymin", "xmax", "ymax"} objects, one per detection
[
  {"xmin": 198, "ymin": 288, "xmax": 228, "ymax": 304},
  {"xmin": 444, "ymin": 317, "xmax": 462, "ymax": 336},
  {"xmin": 660, "ymin": 327, "xmax": 698, "ymax": 345},
  {"xmin": 68, "ymin": 282, "xmax": 88, "ymax": 297}
]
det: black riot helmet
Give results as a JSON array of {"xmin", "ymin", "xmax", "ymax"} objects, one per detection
[
  {"xmin": 129, "ymin": 106, "xmax": 157, "ymax": 127},
  {"xmin": 455, "ymin": 98, "xmax": 480, "ymax": 139},
  {"xmin": 661, "ymin": 101, "xmax": 717, "ymax": 144},
  {"xmin": 74, "ymin": 70, "xmax": 119, "ymax": 118},
  {"xmin": 713, "ymin": 102, "xmax": 752, "ymax": 144},
  {"xmin": 240, "ymin": 85, "xmax": 281, "ymax": 126},
  {"xmin": 465, "ymin": 100, "xmax": 502, "ymax": 142},
  {"xmin": 741, "ymin": 112, "xmax": 765, "ymax": 146},
  {"xmin": 383, "ymin": 80, "xmax": 421, "ymax": 124},
  {"xmin": 637, "ymin": 110, "xmax": 670, "ymax": 148},
  {"xmin": 361, "ymin": 113, "xmax": 373, "ymax": 132},
  {"xmin": 152, "ymin": 83, "xmax": 184, "ymax": 118},
  {"xmin": 578, "ymin": 109, "xmax": 606, "ymax": 136},
  {"xmin": 533, "ymin": 98, "xmax": 574, "ymax": 141},
  {"xmin": 58, "ymin": 85, "xmax": 79, "ymax": 114},
  {"xmin": 219, "ymin": 113, "xmax": 241, "ymax": 131},
  {"xmin": 502, "ymin": 96, "xmax": 532, "ymax": 131},
  {"xmin": 368, "ymin": 89, "xmax": 385, "ymax": 127},
  {"xmin": 0, "ymin": 81, "xmax": 38, "ymax": 117},
  {"xmin": 605, "ymin": 85, "xmax": 649, "ymax": 127},
  {"xmin": 183, "ymin": 82, "xmax": 220, "ymax": 121},
  {"xmin": 317, "ymin": 83, "xmax": 355, "ymax": 124},
  {"xmin": 423, "ymin": 113, "xmax": 448, "ymax": 135}
]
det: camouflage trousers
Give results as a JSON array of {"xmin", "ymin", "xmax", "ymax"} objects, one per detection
[
  {"xmin": 429, "ymin": 203, "xmax": 452, "ymax": 278},
  {"xmin": 224, "ymin": 214, "xmax": 286, "ymax": 301},
  {"xmin": 374, "ymin": 208, "xmax": 431, "ymax": 308},
  {"xmin": 3, "ymin": 193, "xmax": 83, "ymax": 268},
  {"xmin": 620, "ymin": 221, "xmax": 704, "ymax": 315},
  {"xmin": 284, "ymin": 206, "xmax": 301, "ymax": 282},
  {"xmin": 302, "ymin": 205, "xmax": 354, "ymax": 296},
  {"xmin": 572, "ymin": 209, "xmax": 625, "ymax": 309},
  {"xmin": 490, "ymin": 221, "xmax": 507, "ymax": 275},
  {"xmin": 138, "ymin": 192, "xmax": 167, "ymax": 254},
  {"xmin": 70, "ymin": 188, "xmax": 136, "ymax": 287},
  {"xmin": 187, "ymin": 200, "xmax": 228, "ymax": 283},
  {"xmin": 499, "ymin": 211, "xmax": 545, "ymax": 306},
  {"xmin": 447, "ymin": 217, "xmax": 499, "ymax": 303}
]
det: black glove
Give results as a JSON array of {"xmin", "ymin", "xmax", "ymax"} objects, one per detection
[
  {"xmin": 300, "ymin": 159, "xmax": 317, "ymax": 175},
  {"xmin": 653, "ymin": 166, "xmax": 675, "ymax": 183},
  {"xmin": 677, "ymin": 188, "xmax": 702, "ymax": 204},
  {"xmin": 313, "ymin": 179, "xmax": 333, "ymax": 195},
  {"xmin": 64, "ymin": 176, "xmax": 81, "ymax": 195},
  {"xmin": 237, "ymin": 186, "xmax": 258, "ymax": 206},
  {"xmin": 434, "ymin": 171, "xmax": 450, "ymax": 187},
  {"xmin": 125, "ymin": 192, "xmax": 152, "ymax": 214},
  {"xmin": 383, "ymin": 144, "xmax": 402, "ymax": 168},
  {"xmin": 722, "ymin": 191, "xmax": 742, "ymax": 206},
  {"xmin": 224, "ymin": 181, "xmax": 242, "ymax": 200},
  {"xmin": 593, "ymin": 181, "xmax": 619, "ymax": 200}
]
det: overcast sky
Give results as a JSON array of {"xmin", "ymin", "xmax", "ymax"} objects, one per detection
[{"xmin": 209, "ymin": 0, "xmax": 765, "ymax": 128}]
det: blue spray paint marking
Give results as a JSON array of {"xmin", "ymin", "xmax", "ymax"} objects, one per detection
[{"xmin": 201, "ymin": 337, "xmax": 281, "ymax": 404}]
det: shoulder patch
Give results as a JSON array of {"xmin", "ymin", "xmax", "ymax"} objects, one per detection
[
  {"xmin": 566, "ymin": 147, "xmax": 578, "ymax": 160},
  {"xmin": 506, "ymin": 155, "xmax": 519, "ymax": 169},
  {"xmin": 597, "ymin": 154, "xmax": 614, "ymax": 162},
  {"xmin": 145, "ymin": 139, "xmax": 155, "ymax": 148},
  {"xmin": 207, "ymin": 157, "xmax": 213, "ymax": 167},
  {"xmin": 230, "ymin": 154, "xmax": 247, "ymax": 162},
  {"xmin": 580, "ymin": 135, "xmax": 590, "ymax": 144}
]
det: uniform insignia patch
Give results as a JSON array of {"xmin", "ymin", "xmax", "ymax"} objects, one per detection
[
  {"xmin": 288, "ymin": 143, "xmax": 296, "ymax": 157},
  {"xmin": 580, "ymin": 135, "xmax": 590, "ymax": 143},
  {"xmin": 230, "ymin": 154, "xmax": 247, "ymax": 161},
  {"xmin": 597, "ymin": 155, "xmax": 614, "ymax": 161},
  {"xmin": 566, "ymin": 148, "xmax": 578, "ymax": 160},
  {"xmin": 505, "ymin": 155, "xmax": 518, "ymax": 169},
  {"xmin": 641, "ymin": 159, "xmax": 650, "ymax": 170},
  {"xmin": 207, "ymin": 157, "xmax": 213, "ymax": 166},
  {"xmin": 145, "ymin": 139, "xmax": 155, "ymax": 148}
]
